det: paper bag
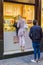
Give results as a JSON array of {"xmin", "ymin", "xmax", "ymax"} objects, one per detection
[{"xmin": 13, "ymin": 36, "xmax": 19, "ymax": 43}]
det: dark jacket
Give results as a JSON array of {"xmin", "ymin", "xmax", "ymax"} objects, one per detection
[
  {"xmin": 13, "ymin": 22, "xmax": 17, "ymax": 29},
  {"xmin": 29, "ymin": 25, "xmax": 42, "ymax": 43},
  {"xmin": 13, "ymin": 22, "xmax": 19, "ymax": 35}
]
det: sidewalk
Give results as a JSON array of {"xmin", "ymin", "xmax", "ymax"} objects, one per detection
[{"xmin": 0, "ymin": 52, "xmax": 43, "ymax": 65}]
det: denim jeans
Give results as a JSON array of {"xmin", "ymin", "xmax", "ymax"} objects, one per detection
[{"xmin": 32, "ymin": 42, "xmax": 40, "ymax": 60}]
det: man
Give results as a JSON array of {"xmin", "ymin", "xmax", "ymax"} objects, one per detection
[{"xmin": 29, "ymin": 20, "xmax": 42, "ymax": 62}]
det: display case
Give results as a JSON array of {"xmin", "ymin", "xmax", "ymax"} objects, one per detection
[
  {"xmin": 3, "ymin": 2, "xmax": 35, "ymax": 55},
  {"xmin": 3, "ymin": 2, "xmax": 35, "ymax": 31}
]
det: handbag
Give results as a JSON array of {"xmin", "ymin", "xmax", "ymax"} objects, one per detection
[{"xmin": 13, "ymin": 36, "xmax": 19, "ymax": 43}]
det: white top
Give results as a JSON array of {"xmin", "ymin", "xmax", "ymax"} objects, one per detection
[
  {"xmin": 17, "ymin": 19, "xmax": 26, "ymax": 36},
  {"xmin": 17, "ymin": 19, "xmax": 26, "ymax": 28}
]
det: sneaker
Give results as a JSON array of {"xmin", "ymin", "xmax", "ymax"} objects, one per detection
[
  {"xmin": 31, "ymin": 59, "xmax": 36, "ymax": 63},
  {"xmin": 37, "ymin": 59, "xmax": 40, "ymax": 62}
]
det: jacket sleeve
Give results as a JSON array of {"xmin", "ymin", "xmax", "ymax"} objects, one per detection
[
  {"xmin": 17, "ymin": 21, "xmax": 20, "ymax": 28},
  {"xmin": 29, "ymin": 28, "xmax": 32, "ymax": 39},
  {"xmin": 40, "ymin": 28, "xmax": 42, "ymax": 40}
]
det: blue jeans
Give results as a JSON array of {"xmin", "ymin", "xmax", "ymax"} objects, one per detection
[{"xmin": 32, "ymin": 42, "xmax": 40, "ymax": 60}]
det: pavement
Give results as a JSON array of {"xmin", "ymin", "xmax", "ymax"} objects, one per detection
[{"xmin": 0, "ymin": 52, "xmax": 43, "ymax": 65}]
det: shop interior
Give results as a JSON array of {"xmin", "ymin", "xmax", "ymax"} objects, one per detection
[
  {"xmin": 41, "ymin": 0, "xmax": 43, "ymax": 30},
  {"xmin": 3, "ymin": 2, "xmax": 35, "ymax": 55},
  {"xmin": 3, "ymin": 2, "xmax": 35, "ymax": 32}
]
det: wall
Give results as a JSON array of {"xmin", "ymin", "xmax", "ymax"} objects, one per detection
[{"xmin": 0, "ymin": 0, "xmax": 3, "ymax": 59}]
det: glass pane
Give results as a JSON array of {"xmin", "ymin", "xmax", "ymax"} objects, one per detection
[{"xmin": 3, "ymin": 2, "xmax": 35, "ymax": 55}]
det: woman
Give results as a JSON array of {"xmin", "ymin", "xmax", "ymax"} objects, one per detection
[{"xmin": 17, "ymin": 15, "xmax": 26, "ymax": 51}]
